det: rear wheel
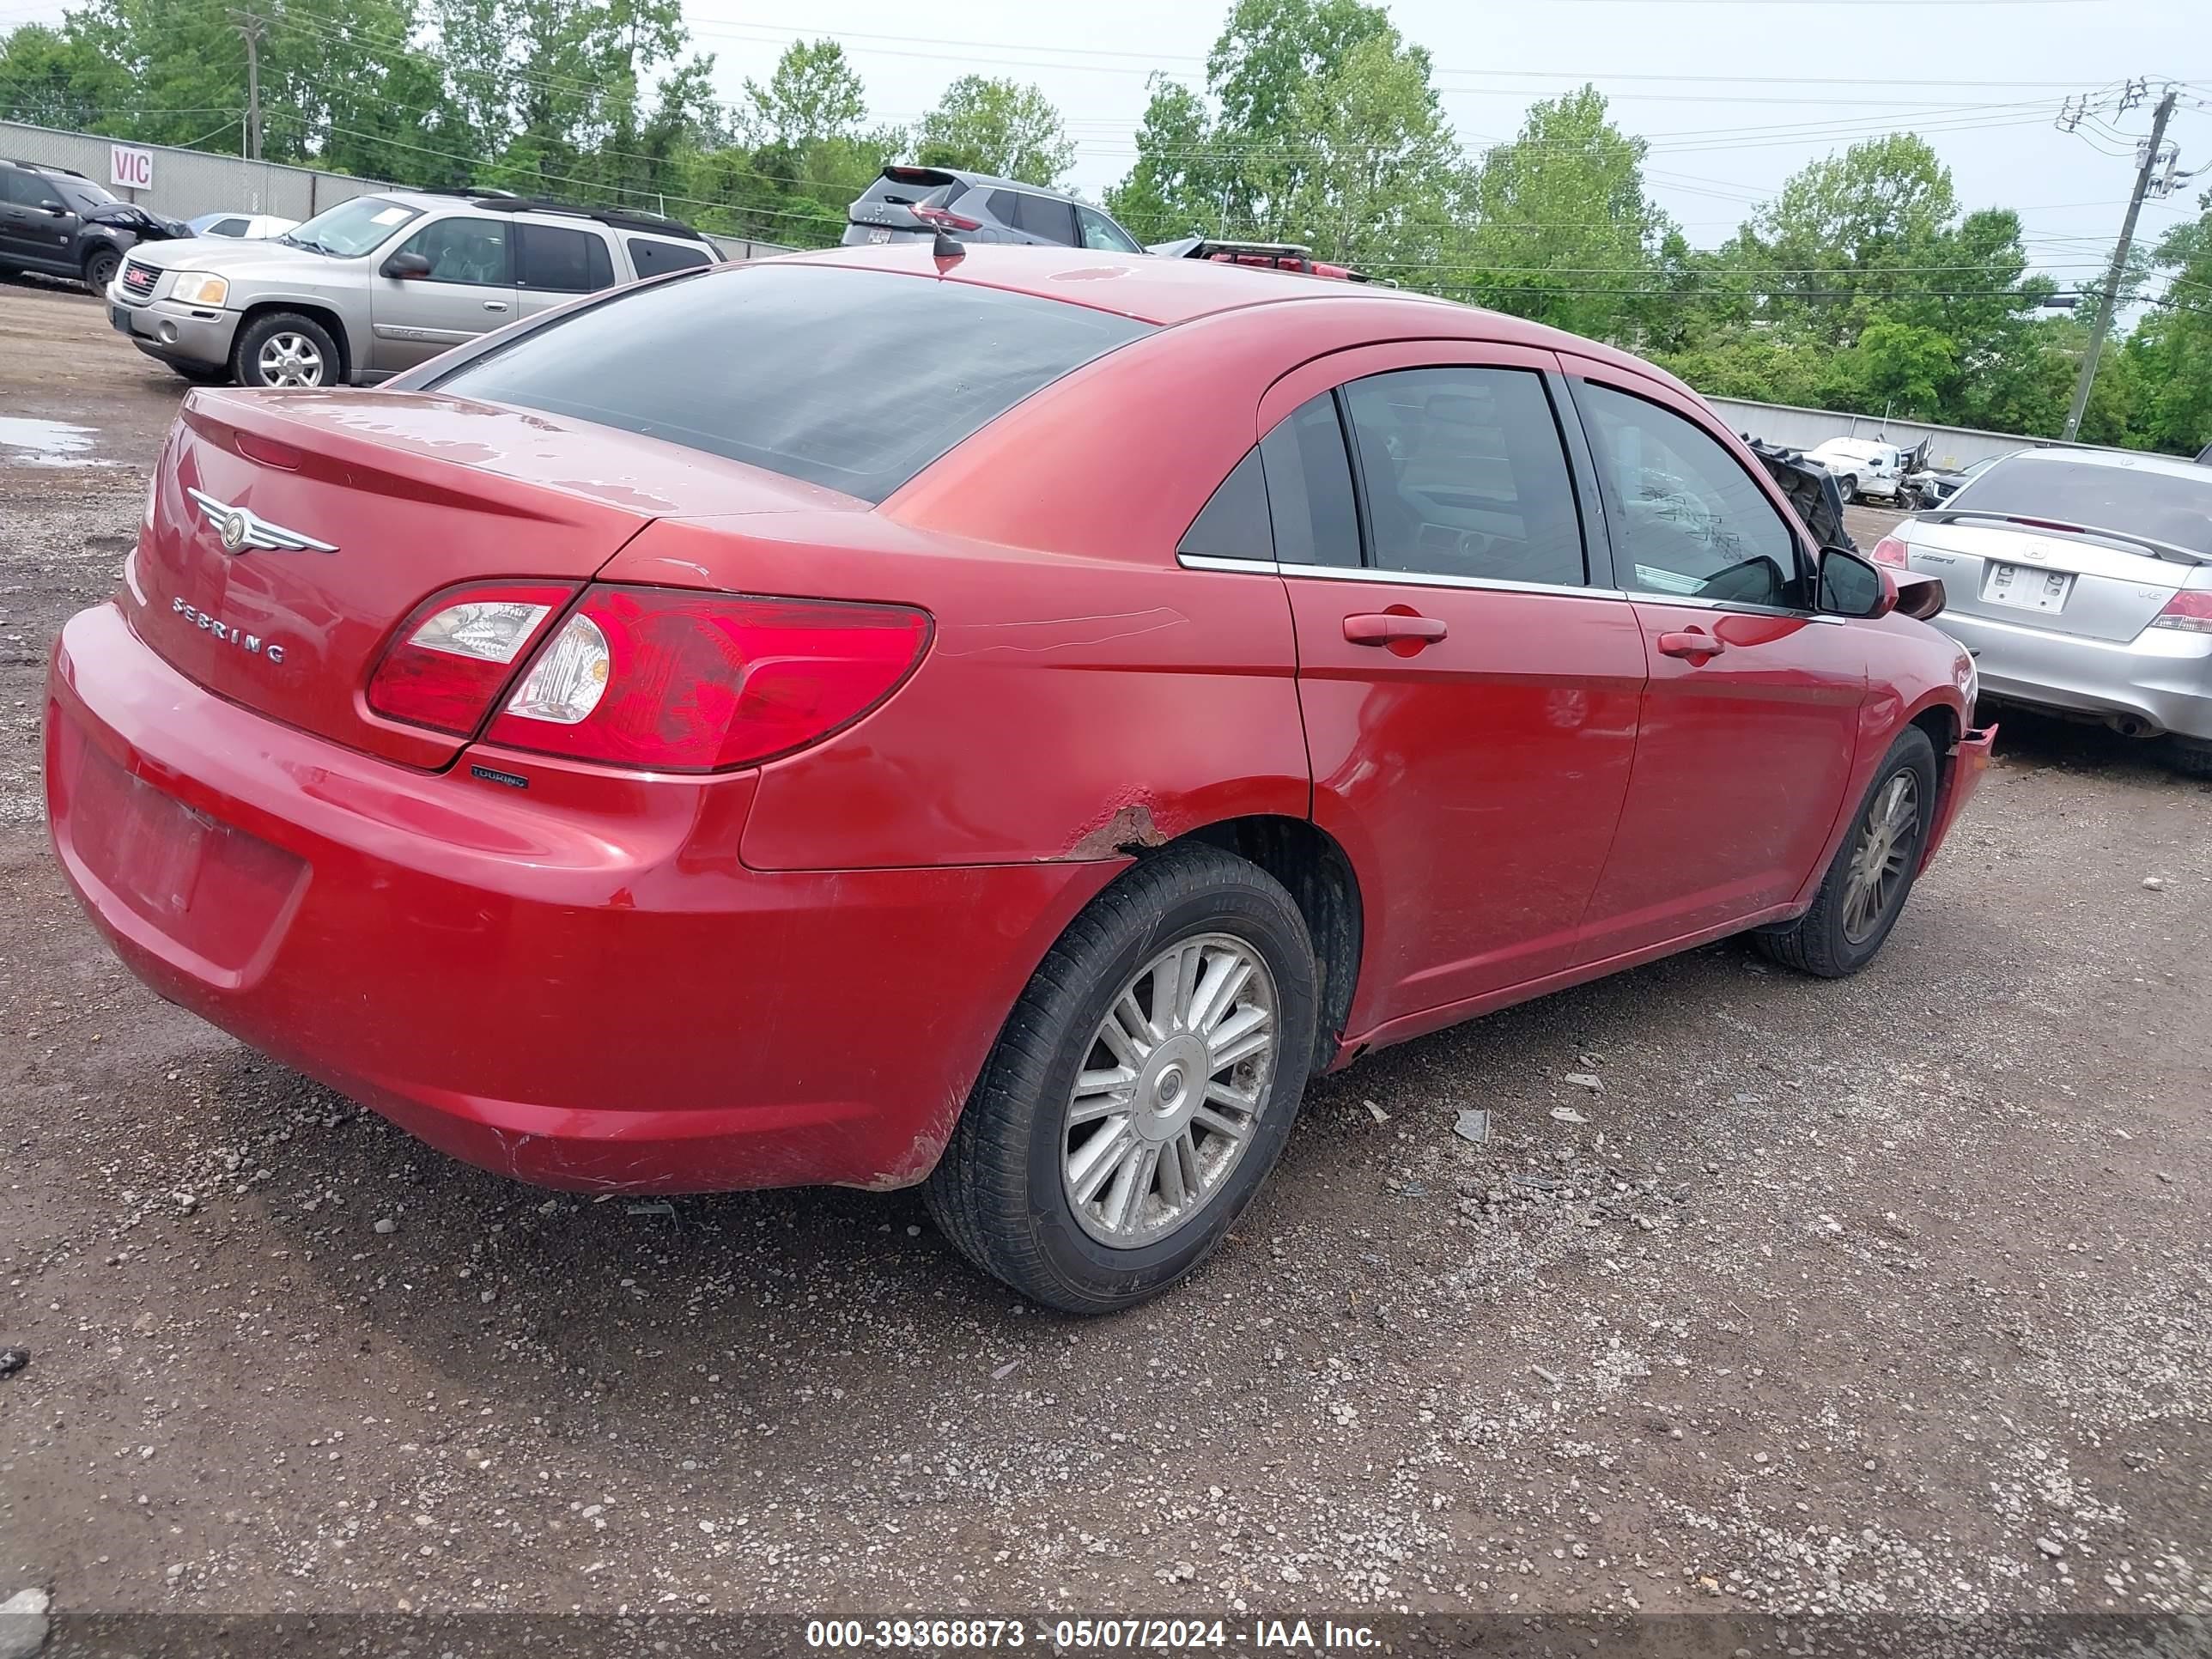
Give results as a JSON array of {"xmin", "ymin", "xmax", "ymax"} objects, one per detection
[
  {"xmin": 232, "ymin": 311, "xmax": 338, "ymax": 387},
  {"xmin": 82, "ymin": 246, "xmax": 121, "ymax": 296},
  {"xmin": 1756, "ymin": 726, "xmax": 1937, "ymax": 978},
  {"xmin": 925, "ymin": 843, "xmax": 1319, "ymax": 1313},
  {"xmin": 2165, "ymin": 737, "xmax": 2212, "ymax": 780}
]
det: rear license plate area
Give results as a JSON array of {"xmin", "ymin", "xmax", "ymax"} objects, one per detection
[{"xmin": 1984, "ymin": 562, "xmax": 2073, "ymax": 613}]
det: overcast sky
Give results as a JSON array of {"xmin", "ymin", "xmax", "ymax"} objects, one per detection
[
  {"xmin": 668, "ymin": 0, "xmax": 2209, "ymax": 288},
  {"xmin": 5, "ymin": 0, "xmax": 2205, "ymax": 284}
]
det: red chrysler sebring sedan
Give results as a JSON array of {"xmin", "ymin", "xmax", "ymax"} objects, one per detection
[{"xmin": 46, "ymin": 244, "xmax": 1991, "ymax": 1311}]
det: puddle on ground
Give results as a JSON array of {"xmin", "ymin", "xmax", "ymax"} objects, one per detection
[{"xmin": 0, "ymin": 416, "xmax": 113, "ymax": 467}]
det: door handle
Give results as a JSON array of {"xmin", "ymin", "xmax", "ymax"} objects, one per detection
[
  {"xmin": 1656, "ymin": 629, "xmax": 1726, "ymax": 659},
  {"xmin": 1344, "ymin": 611, "xmax": 1448, "ymax": 646},
  {"xmin": 483, "ymin": 301, "xmax": 509, "ymax": 312}
]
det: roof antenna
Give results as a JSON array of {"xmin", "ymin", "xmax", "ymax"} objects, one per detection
[{"xmin": 932, "ymin": 228, "xmax": 965, "ymax": 269}]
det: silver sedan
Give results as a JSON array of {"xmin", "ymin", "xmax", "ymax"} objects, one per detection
[{"xmin": 1873, "ymin": 447, "xmax": 2212, "ymax": 777}]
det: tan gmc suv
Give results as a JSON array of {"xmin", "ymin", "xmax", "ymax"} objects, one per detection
[{"xmin": 106, "ymin": 188, "xmax": 718, "ymax": 387}]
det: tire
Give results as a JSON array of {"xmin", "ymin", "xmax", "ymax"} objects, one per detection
[
  {"xmin": 231, "ymin": 311, "xmax": 339, "ymax": 387},
  {"xmin": 925, "ymin": 842, "xmax": 1320, "ymax": 1314},
  {"xmin": 1838, "ymin": 474, "xmax": 1860, "ymax": 505},
  {"xmin": 82, "ymin": 246, "xmax": 121, "ymax": 296},
  {"xmin": 1756, "ymin": 726, "xmax": 1938, "ymax": 978},
  {"xmin": 2165, "ymin": 737, "xmax": 2212, "ymax": 780}
]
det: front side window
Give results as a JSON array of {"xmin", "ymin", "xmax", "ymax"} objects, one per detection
[
  {"xmin": 1077, "ymin": 206, "xmax": 1142, "ymax": 253},
  {"xmin": 4, "ymin": 169, "xmax": 64, "ymax": 211},
  {"xmin": 1340, "ymin": 367, "xmax": 1584, "ymax": 586},
  {"xmin": 434, "ymin": 263, "xmax": 1152, "ymax": 503},
  {"xmin": 1578, "ymin": 381, "xmax": 1801, "ymax": 607},
  {"xmin": 1258, "ymin": 393, "xmax": 1361, "ymax": 568},
  {"xmin": 396, "ymin": 216, "xmax": 512, "ymax": 286}
]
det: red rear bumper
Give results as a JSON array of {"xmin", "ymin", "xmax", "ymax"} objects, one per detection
[
  {"xmin": 1920, "ymin": 724, "xmax": 1996, "ymax": 871},
  {"xmin": 45, "ymin": 602, "xmax": 1110, "ymax": 1193}
]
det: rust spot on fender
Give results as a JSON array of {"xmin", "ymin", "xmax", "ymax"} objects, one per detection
[{"xmin": 1065, "ymin": 802, "xmax": 1166, "ymax": 861}]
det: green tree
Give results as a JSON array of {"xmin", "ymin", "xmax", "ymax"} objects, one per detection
[
  {"xmin": 742, "ymin": 39, "xmax": 865, "ymax": 151},
  {"xmin": 1459, "ymin": 86, "xmax": 1672, "ymax": 342},
  {"xmin": 1104, "ymin": 76, "xmax": 1223, "ymax": 243},
  {"xmin": 915, "ymin": 76, "xmax": 1073, "ymax": 185},
  {"xmin": 0, "ymin": 21, "xmax": 131, "ymax": 134},
  {"xmin": 2123, "ymin": 204, "xmax": 2212, "ymax": 455},
  {"xmin": 1109, "ymin": 0, "xmax": 1464, "ymax": 264}
]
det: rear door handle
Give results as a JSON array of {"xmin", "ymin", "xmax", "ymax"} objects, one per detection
[
  {"xmin": 483, "ymin": 301, "xmax": 509, "ymax": 312},
  {"xmin": 1344, "ymin": 612, "xmax": 1448, "ymax": 646},
  {"xmin": 1656, "ymin": 629, "xmax": 1725, "ymax": 659}
]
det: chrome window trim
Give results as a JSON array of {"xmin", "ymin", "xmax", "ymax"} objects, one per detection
[
  {"xmin": 1177, "ymin": 550, "xmax": 1625, "ymax": 601},
  {"xmin": 1178, "ymin": 552, "xmax": 1282, "ymax": 574},
  {"xmin": 1647, "ymin": 592, "xmax": 1845, "ymax": 625}
]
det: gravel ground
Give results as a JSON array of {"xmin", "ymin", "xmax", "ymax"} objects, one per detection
[{"xmin": 3, "ymin": 279, "xmax": 2209, "ymax": 1656}]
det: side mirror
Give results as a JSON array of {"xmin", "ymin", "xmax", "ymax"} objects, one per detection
[
  {"xmin": 40, "ymin": 203, "xmax": 68, "ymax": 217},
  {"xmin": 1889, "ymin": 569, "xmax": 1947, "ymax": 622},
  {"xmin": 1815, "ymin": 545, "xmax": 1895, "ymax": 620},
  {"xmin": 381, "ymin": 251, "xmax": 432, "ymax": 279}
]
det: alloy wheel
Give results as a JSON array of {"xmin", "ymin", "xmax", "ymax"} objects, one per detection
[
  {"xmin": 256, "ymin": 332, "xmax": 325, "ymax": 387},
  {"xmin": 1061, "ymin": 933, "xmax": 1278, "ymax": 1249},
  {"xmin": 1842, "ymin": 770, "xmax": 1920, "ymax": 945}
]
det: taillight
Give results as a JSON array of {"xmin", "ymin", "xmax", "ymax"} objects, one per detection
[
  {"xmin": 484, "ymin": 586, "xmax": 931, "ymax": 772},
  {"xmin": 1871, "ymin": 535, "xmax": 1911, "ymax": 568},
  {"xmin": 367, "ymin": 583, "xmax": 576, "ymax": 733},
  {"xmin": 2149, "ymin": 590, "xmax": 2212, "ymax": 635},
  {"xmin": 910, "ymin": 202, "xmax": 981, "ymax": 233}
]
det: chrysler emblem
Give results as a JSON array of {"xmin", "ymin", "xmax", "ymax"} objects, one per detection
[{"xmin": 185, "ymin": 488, "xmax": 338, "ymax": 556}]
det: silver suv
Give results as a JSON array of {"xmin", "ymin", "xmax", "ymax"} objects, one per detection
[{"xmin": 106, "ymin": 190, "xmax": 718, "ymax": 387}]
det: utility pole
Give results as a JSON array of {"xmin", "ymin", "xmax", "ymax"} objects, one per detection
[
  {"xmin": 229, "ymin": 9, "xmax": 267, "ymax": 162},
  {"xmin": 2063, "ymin": 85, "xmax": 2176, "ymax": 442}
]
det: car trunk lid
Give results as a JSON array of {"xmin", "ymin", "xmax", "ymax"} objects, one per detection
[
  {"xmin": 125, "ymin": 387, "xmax": 866, "ymax": 768},
  {"xmin": 1895, "ymin": 514, "xmax": 2194, "ymax": 643}
]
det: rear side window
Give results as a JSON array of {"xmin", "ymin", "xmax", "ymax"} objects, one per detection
[
  {"xmin": 1179, "ymin": 450, "xmax": 1273, "ymax": 562},
  {"xmin": 1260, "ymin": 394, "xmax": 1361, "ymax": 567},
  {"xmin": 208, "ymin": 216, "xmax": 251, "ymax": 236},
  {"xmin": 628, "ymin": 236, "xmax": 711, "ymax": 278},
  {"xmin": 1340, "ymin": 368, "xmax": 1584, "ymax": 586},
  {"xmin": 1013, "ymin": 193, "xmax": 1077, "ymax": 245},
  {"xmin": 984, "ymin": 190, "xmax": 1020, "ymax": 225},
  {"xmin": 517, "ymin": 224, "xmax": 612, "ymax": 294},
  {"xmin": 434, "ymin": 264, "xmax": 1152, "ymax": 503}
]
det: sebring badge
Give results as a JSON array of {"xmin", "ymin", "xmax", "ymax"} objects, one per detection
[
  {"xmin": 185, "ymin": 488, "xmax": 338, "ymax": 556},
  {"xmin": 172, "ymin": 598, "xmax": 286, "ymax": 664}
]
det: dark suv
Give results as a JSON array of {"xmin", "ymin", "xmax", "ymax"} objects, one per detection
[
  {"xmin": 0, "ymin": 159, "xmax": 187, "ymax": 295},
  {"xmin": 843, "ymin": 166, "xmax": 1145, "ymax": 253}
]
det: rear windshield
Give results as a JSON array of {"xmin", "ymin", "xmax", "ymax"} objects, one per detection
[
  {"xmin": 432, "ymin": 263, "xmax": 1152, "ymax": 502},
  {"xmin": 1950, "ymin": 457, "xmax": 2212, "ymax": 556}
]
